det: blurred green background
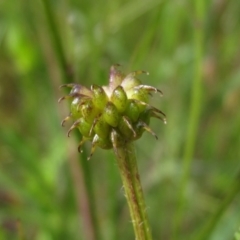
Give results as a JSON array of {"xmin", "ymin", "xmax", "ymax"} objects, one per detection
[{"xmin": 1, "ymin": 0, "xmax": 240, "ymax": 239}]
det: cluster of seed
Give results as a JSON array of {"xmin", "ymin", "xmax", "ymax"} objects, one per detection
[{"xmin": 59, "ymin": 65, "xmax": 166, "ymax": 159}]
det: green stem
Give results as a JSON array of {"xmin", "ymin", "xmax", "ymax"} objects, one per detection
[{"xmin": 114, "ymin": 142, "xmax": 152, "ymax": 240}]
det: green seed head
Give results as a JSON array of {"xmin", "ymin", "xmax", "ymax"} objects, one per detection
[
  {"xmin": 91, "ymin": 84, "xmax": 108, "ymax": 110},
  {"xmin": 77, "ymin": 117, "xmax": 92, "ymax": 137},
  {"xmin": 103, "ymin": 102, "xmax": 120, "ymax": 127},
  {"xmin": 111, "ymin": 86, "xmax": 128, "ymax": 113},
  {"xmin": 124, "ymin": 100, "xmax": 140, "ymax": 123},
  {"xmin": 59, "ymin": 65, "xmax": 166, "ymax": 159},
  {"xmin": 81, "ymin": 99, "xmax": 99, "ymax": 123},
  {"xmin": 93, "ymin": 115, "xmax": 111, "ymax": 139}
]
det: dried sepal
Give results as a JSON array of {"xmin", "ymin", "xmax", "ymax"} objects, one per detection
[
  {"xmin": 78, "ymin": 137, "xmax": 89, "ymax": 153},
  {"xmin": 118, "ymin": 116, "xmax": 137, "ymax": 138},
  {"xmin": 60, "ymin": 83, "xmax": 93, "ymax": 97},
  {"xmin": 150, "ymin": 111, "xmax": 167, "ymax": 124},
  {"xmin": 137, "ymin": 121, "xmax": 158, "ymax": 140},
  {"xmin": 61, "ymin": 114, "xmax": 71, "ymax": 126},
  {"xmin": 109, "ymin": 64, "xmax": 125, "ymax": 91},
  {"xmin": 134, "ymin": 85, "xmax": 163, "ymax": 96},
  {"xmin": 67, "ymin": 120, "xmax": 80, "ymax": 137}
]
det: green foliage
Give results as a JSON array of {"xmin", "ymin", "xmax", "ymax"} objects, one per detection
[
  {"xmin": 235, "ymin": 227, "xmax": 240, "ymax": 240},
  {"xmin": 1, "ymin": 0, "xmax": 240, "ymax": 239}
]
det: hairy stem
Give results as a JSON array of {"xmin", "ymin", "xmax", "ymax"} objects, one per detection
[{"xmin": 114, "ymin": 142, "xmax": 152, "ymax": 240}]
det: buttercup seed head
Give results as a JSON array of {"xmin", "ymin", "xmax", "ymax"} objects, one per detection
[{"xmin": 59, "ymin": 65, "xmax": 166, "ymax": 159}]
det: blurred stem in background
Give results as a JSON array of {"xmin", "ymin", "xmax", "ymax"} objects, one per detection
[
  {"xmin": 174, "ymin": 1, "xmax": 205, "ymax": 238},
  {"xmin": 193, "ymin": 171, "xmax": 240, "ymax": 240},
  {"xmin": 40, "ymin": 0, "xmax": 101, "ymax": 239},
  {"xmin": 41, "ymin": 0, "xmax": 73, "ymax": 84}
]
